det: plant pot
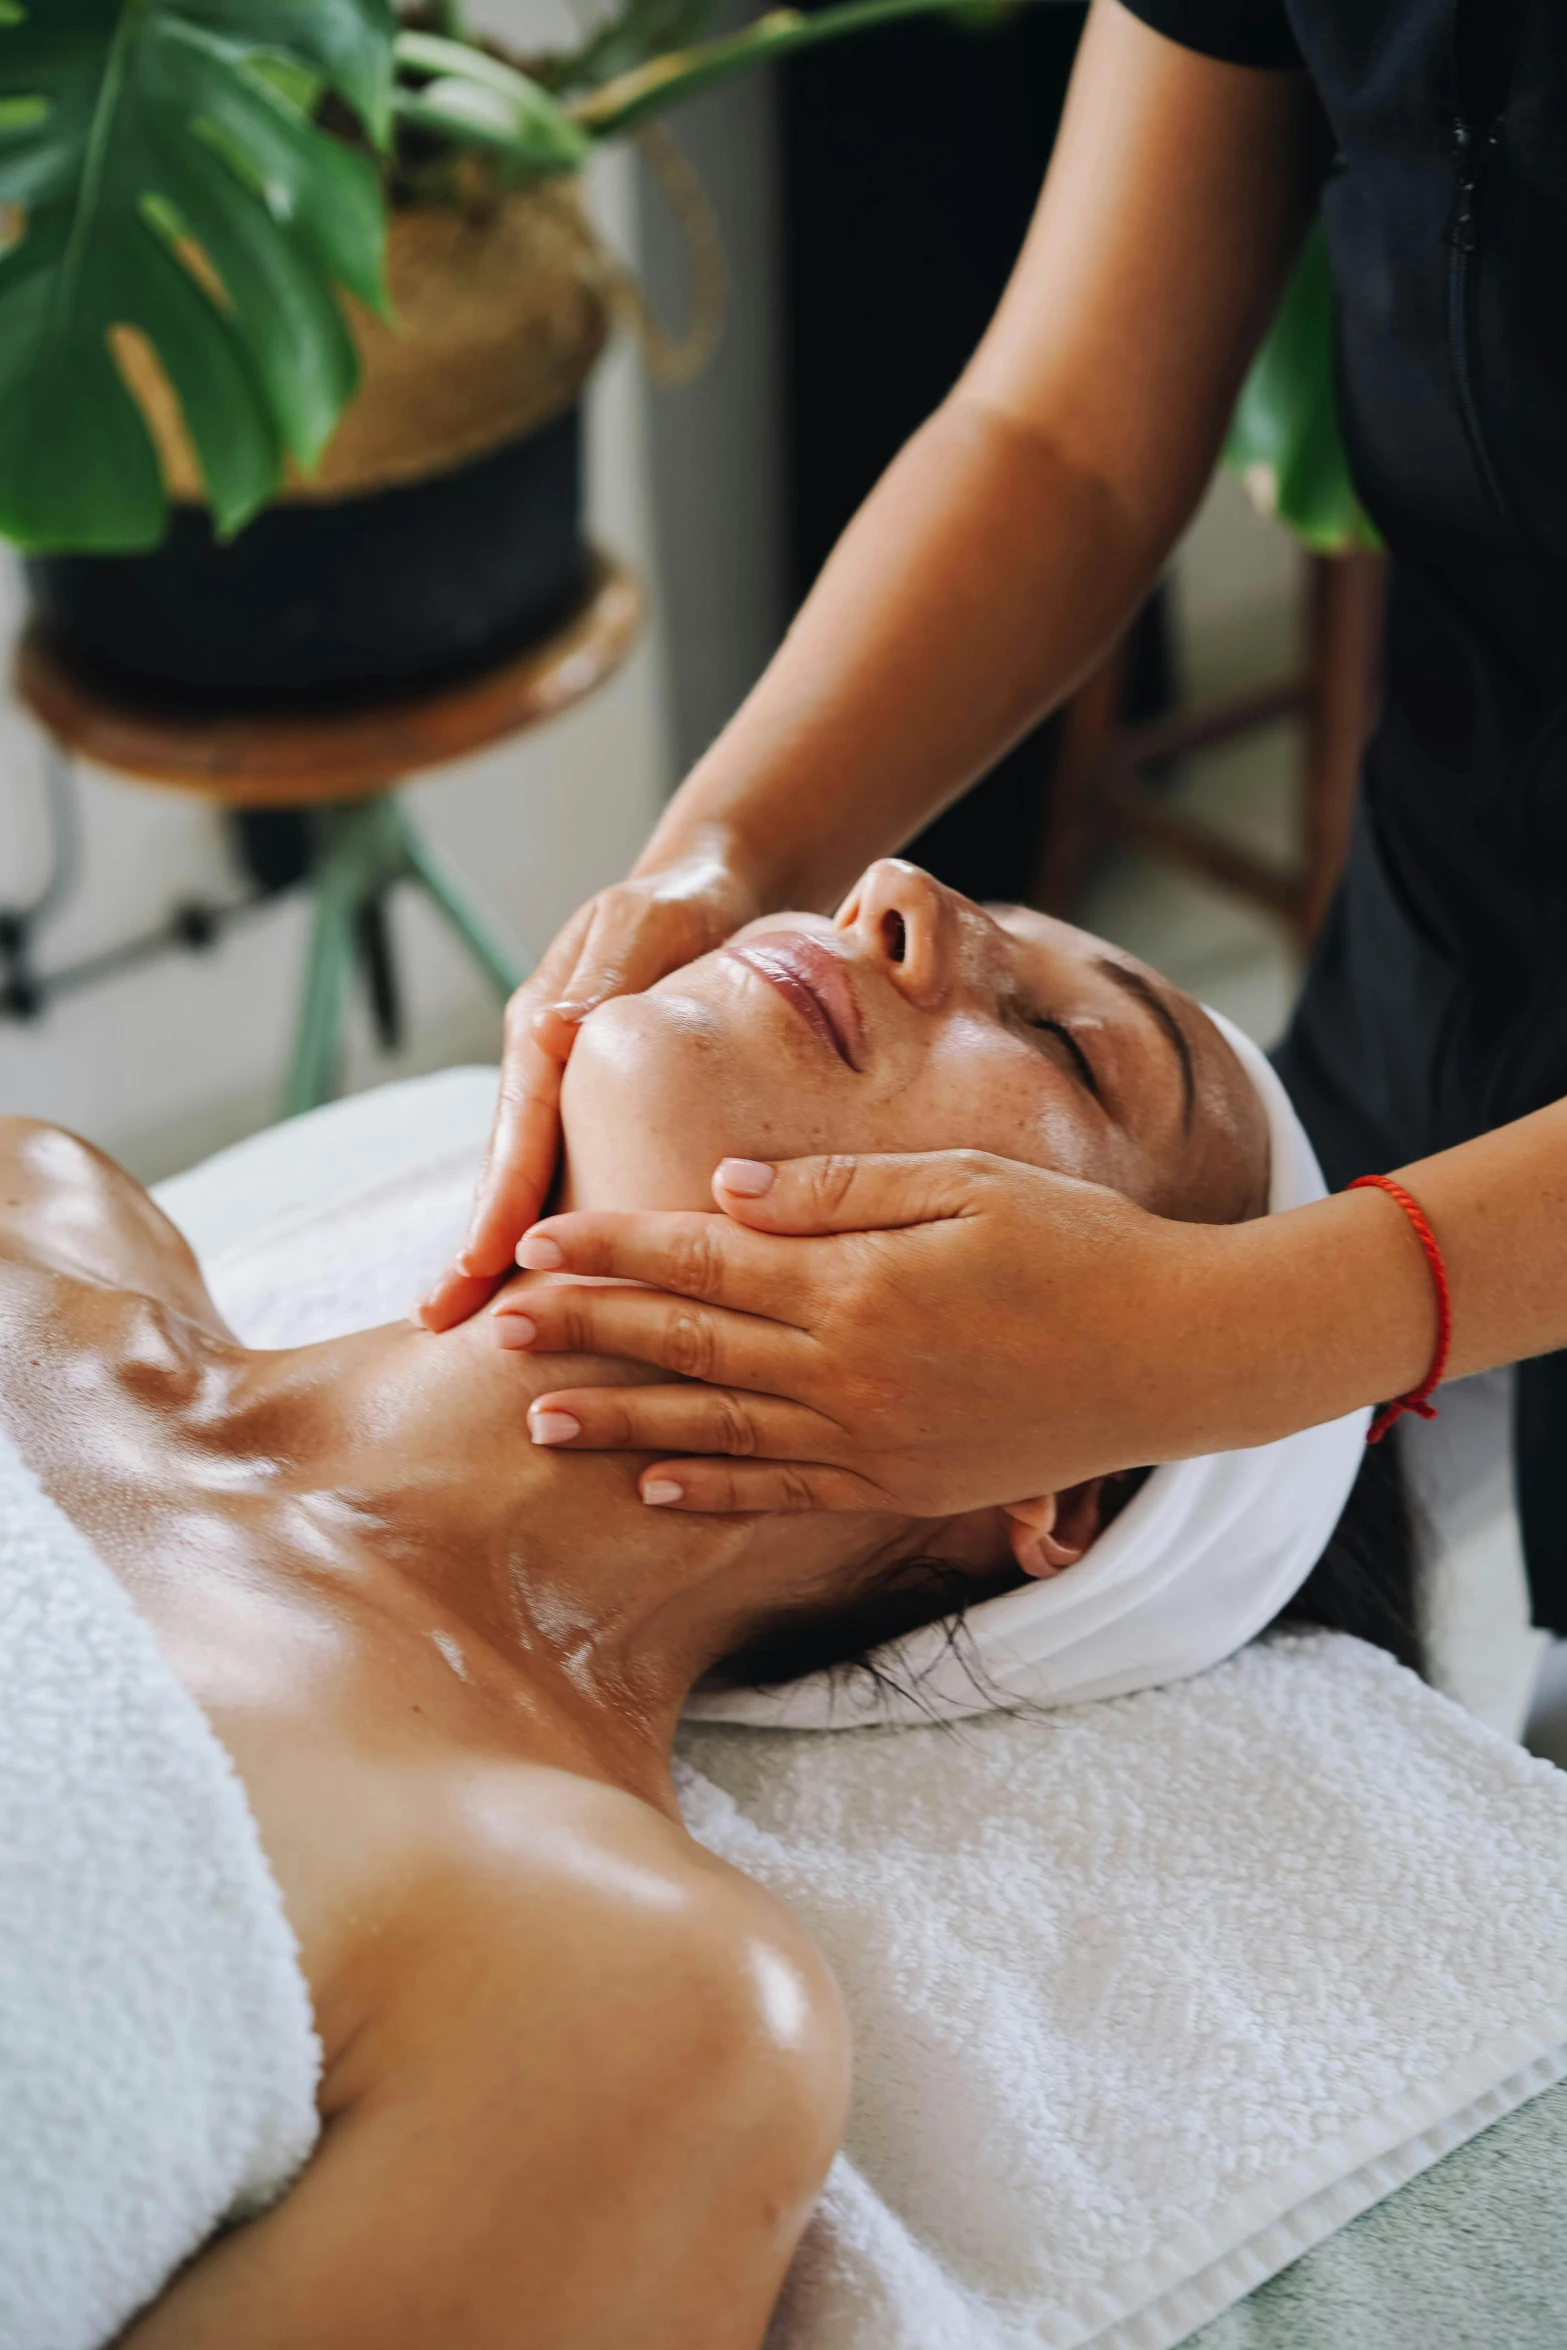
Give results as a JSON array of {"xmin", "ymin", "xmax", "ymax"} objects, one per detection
[{"xmin": 27, "ymin": 183, "xmax": 612, "ymax": 711}]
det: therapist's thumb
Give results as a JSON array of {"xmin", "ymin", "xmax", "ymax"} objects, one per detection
[{"xmin": 711, "ymin": 1149, "xmax": 998, "ymax": 1235}]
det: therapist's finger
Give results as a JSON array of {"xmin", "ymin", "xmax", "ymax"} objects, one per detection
[
  {"xmin": 417, "ymin": 920, "xmax": 595, "ymax": 1329},
  {"xmin": 496, "ymin": 1280, "xmax": 818, "ymax": 1394},
  {"xmin": 637, "ymin": 1458, "xmax": 888, "ymax": 1513},
  {"xmin": 514, "ymin": 1207, "xmax": 819, "ymax": 1328},
  {"xmin": 415, "ymin": 1264, "xmax": 500, "ymax": 1331},
  {"xmin": 462, "ymin": 927, "xmax": 596, "ymax": 1266},
  {"xmin": 710, "ymin": 1148, "xmax": 1006, "ymax": 1234},
  {"xmin": 521, "ymin": 1381, "xmax": 846, "ymax": 1466},
  {"xmin": 416, "ymin": 1031, "xmax": 564, "ymax": 1327}
]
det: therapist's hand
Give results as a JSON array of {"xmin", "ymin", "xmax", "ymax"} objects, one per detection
[
  {"xmin": 494, "ymin": 1150, "xmax": 1241, "ymax": 1515},
  {"xmin": 417, "ymin": 856, "xmax": 759, "ymax": 1331}
]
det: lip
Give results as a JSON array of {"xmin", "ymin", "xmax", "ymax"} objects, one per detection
[{"xmin": 725, "ymin": 931, "xmax": 866, "ymax": 1070}]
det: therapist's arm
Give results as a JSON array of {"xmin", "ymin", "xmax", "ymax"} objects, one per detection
[
  {"xmin": 631, "ymin": 0, "xmax": 1320, "ymax": 916},
  {"xmin": 495, "ymin": 1098, "xmax": 1567, "ymax": 1516},
  {"xmin": 421, "ymin": 0, "xmax": 1324, "ymax": 1325}
]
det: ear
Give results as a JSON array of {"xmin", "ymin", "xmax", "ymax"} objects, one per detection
[{"xmin": 1002, "ymin": 1481, "xmax": 1110, "ymax": 1580}]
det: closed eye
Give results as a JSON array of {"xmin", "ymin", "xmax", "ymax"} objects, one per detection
[{"xmin": 1025, "ymin": 1012, "xmax": 1100, "ymax": 1098}]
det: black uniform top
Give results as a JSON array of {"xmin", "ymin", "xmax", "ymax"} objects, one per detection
[
  {"xmin": 1114, "ymin": 0, "xmax": 1567, "ymax": 1623},
  {"xmin": 1124, "ymin": 0, "xmax": 1301, "ymax": 68}
]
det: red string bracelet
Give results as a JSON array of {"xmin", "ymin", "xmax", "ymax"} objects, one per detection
[{"xmin": 1346, "ymin": 1174, "xmax": 1453, "ymax": 1443}]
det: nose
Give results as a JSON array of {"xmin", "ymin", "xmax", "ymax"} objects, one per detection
[{"xmin": 840, "ymin": 859, "xmax": 961, "ymax": 1009}]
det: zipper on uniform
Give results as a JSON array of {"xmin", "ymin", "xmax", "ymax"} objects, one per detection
[{"xmin": 1444, "ymin": 107, "xmax": 1520, "ymax": 534}]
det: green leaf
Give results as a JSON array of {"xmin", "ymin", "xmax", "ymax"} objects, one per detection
[
  {"xmin": 151, "ymin": 128, "xmax": 360, "ymax": 466},
  {"xmin": 183, "ymin": 0, "xmax": 396, "ymax": 148},
  {"xmin": 130, "ymin": 197, "xmax": 279, "ymax": 535},
  {"xmin": 1224, "ymin": 217, "xmax": 1382, "ymax": 556},
  {"xmin": 243, "ymin": 52, "xmax": 323, "ymax": 115},
  {"xmin": 0, "ymin": 116, "xmax": 69, "ymax": 207},
  {"xmin": 392, "ymin": 80, "xmax": 590, "ymax": 172},
  {"xmin": 0, "ymin": 224, "xmax": 165, "ymax": 547},
  {"xmin": 549, "ymin": 0, "xmax": 720, "ymax": 95},
  {"xmin": 569, "ymin": 0, "xmax": 1056, "ymax": 138},
  {"xmin": 162, "ymin": 22, "xmax": 387, "ymax": 310},
  {"xmin": 0, "ymin": 0, "xmax": 394, "ymax": 551},
  {"xmin": 393, "ymin": 31, "xmax": 591, "ymax": 171}
]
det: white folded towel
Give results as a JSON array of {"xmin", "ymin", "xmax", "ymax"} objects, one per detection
[
  {"xmin": 679, "ymin": 1640, "xmax": 1567, "ymax": 2349},
  {"xmin": 0, "ymin": 1427, "xmax": 320, "ymax": 2350},
  {"xmin": 155, "ymin": 1076, "xmax": 1567, "ymax": 2348}
]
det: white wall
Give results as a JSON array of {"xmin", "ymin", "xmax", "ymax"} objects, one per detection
[
  {"xmin": 1174, "ymin": 466, "xmax": 1301, "ymax": 694},
  {"xmin": 0, "ymin": 141, "xmax": 674, "ymax": 1182}
]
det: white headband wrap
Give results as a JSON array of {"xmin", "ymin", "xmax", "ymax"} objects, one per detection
[{"xmin": 684, "ymin": 1008, "xmax": 1371, "ymax": 1729}]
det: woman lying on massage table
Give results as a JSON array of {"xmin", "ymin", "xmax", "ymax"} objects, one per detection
[{"xmin": 2, "ymin": 860, "xmax": 1373, "ymax": 2348}]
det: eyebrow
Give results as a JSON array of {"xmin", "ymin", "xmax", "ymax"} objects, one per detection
[{"xmin": 1094, "ymin": 956, "xmax": 1196, "ymax": 1131}]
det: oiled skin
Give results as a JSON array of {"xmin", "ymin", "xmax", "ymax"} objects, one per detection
[{"xmin": 0, "ymin": 1118, "xmax": 849, "ymax": 2350}]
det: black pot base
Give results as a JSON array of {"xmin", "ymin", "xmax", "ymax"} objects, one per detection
[{"xmin": 27, "ymin": 406, "xmax": 587, "ymax": 716}]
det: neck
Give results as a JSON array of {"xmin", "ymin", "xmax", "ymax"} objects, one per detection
[{"xmin": 219, "ymin": 1303, "xmax": 913, "ymax": 1801}]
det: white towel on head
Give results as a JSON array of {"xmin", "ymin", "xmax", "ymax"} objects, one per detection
[
  {"xmin": 0, "ymin": 1426, "xmax": 320, "ymax": 2350},
  {"xmin": 689, "ymin": 1006, "xmax": 1372, "ymax": 1727}
]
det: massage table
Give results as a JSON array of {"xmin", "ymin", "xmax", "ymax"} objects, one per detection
[{"xmin": 1189, "ymin": 2079, "xmax": 1567, "ymax": 2346}]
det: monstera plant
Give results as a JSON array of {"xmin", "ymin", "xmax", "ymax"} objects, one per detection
[
  {"xmin": 0, "ymin": 0, "xmax": 983, "ymax": 555},
  {"xmin": 0, "ymin": 0, "xmax": 401, "ymax": 552},
  {"xmin": 1, "ymin": 0, "xmax": 1022, "ymax": 703},
  {"xmin": 0, "ymin": 0, "xmax": 1368, "ymax": 707}
]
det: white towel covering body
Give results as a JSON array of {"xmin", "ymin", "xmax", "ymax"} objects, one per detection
[
  {"xmin": 0, "ymin": 1426, "xmax": 320, "ymax": 2350},
  {"xmin": 151, "ymin": 1074, "xmax": 1567, "ymax": 2349}
]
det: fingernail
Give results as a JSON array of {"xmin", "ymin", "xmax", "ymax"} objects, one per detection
[
  {"xmin": 517, "ymin": 1233, "xmax": 565, "ymax": 1271},
  {"xmin": 494, "ymin": 1313, "xmax": 537, "ymax": 1349},
  {"xmin": 531, "ymin": 1002, "xmax": 589, "ymax": 1042},
  {"xmin": 643, "ymin": 1478, "xmax": 684, "ymax": 1506},
  {"xmin": 530, "ymin": 1410, "xmax": 581, "ymax": 1445},
  {"xmin": 716, "ymin": 1158, "xmax": 776, "ymax": 1197}
]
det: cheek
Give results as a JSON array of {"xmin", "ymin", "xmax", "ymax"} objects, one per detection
[
  {"xmin": 871, "ymin": 1026, "xmax": 1109, "ymax": 1182},
  {"xmin": 559, "ymin": 991, "xmax": 863, "ymax": 1209},
  {"xmin": 560, "ymin": 998, "xmax": 733, "ymax": 1209}
]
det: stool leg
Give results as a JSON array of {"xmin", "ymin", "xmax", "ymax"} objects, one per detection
[
  {"xmin": 356, "ymin": 895, "xmax": 404, "ymax": 1053},
  {"xmin": 284, "ymin": 795, "xmax": 527, "ymax": 1114},
  {"xmin": 399, "ymin": 820, "xmax": 527, "ymax": 1001},
  {"xmin": 284, "ymin": 863, "xmax": 359, "ymax": 1118}
]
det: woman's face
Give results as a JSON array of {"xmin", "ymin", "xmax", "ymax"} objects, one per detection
[{"xmin": 559, "ymin": 860, "xmax": 1268, "ymax": 1223}]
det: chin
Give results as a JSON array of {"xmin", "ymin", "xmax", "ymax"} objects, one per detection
[{"xmin": 559, "ymin": 990, "xmax": 739, "ymax": 1213}]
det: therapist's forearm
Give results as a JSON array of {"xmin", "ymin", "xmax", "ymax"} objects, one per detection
[
  {"xmin": 1193, "ymin": 1099, "xmax": 1567, "ymax": 1455},
  {"xmin": 634, "ymin": 393, "xmax": 1167, "ymax": 916},
  {"xmin": 632, "ymin": 0, "xmax": 1320, "ymax": 918}
]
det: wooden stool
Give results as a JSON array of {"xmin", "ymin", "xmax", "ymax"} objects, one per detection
[
  {"xmin": 1035, "ymin": 550, "xmax": 1387, "ymax": 947},
  {"xmin": 15, "ymin": 552, "xmax": 644, "ymax": 1117}
]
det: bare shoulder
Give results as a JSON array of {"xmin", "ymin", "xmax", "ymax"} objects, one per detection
[
  {"xmin": 373, "ymin": 1754, "xmax": 849, "ymax": 2117},
  {"xmin": 124, "ymin": 1752, "xmax": 848, "ymax": 2350},
  {"xmin": 0, "ymin": 1117, "xmax": 223, "ymax": 1332}
]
